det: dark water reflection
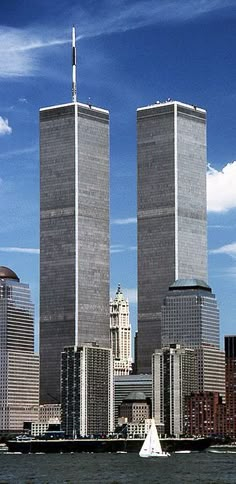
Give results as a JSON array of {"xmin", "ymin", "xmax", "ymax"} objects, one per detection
[{"xmin": 0, "ymin": 452, "xmax": 235, "ymax": 484}]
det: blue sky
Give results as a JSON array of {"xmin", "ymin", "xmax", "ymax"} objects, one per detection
[{"xmin": 0, "ymin": 0, "xmax": 236, "ymax": 350}]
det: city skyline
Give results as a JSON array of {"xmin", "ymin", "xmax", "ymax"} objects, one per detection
[{"xmin": 0, "ymin": 1, "xmax": 236, "ymax": 349}]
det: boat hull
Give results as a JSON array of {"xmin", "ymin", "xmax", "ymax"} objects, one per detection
[
  {"xmin": 140, "ymin": 453, "xmax": 170, "ymax": 458},
  {"xmin": 7, "ymin": 437, "xmax": 211, "ymax": 454}
]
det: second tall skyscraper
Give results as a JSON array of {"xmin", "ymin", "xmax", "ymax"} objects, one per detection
[{"xmin": 136, "ymin": 101, "xmax": 207, "ymax": 373}]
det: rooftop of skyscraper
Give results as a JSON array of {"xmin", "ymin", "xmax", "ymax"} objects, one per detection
[
  {"xmin": 169, "ymin": 279, "xmax": 211, "ymax": 292},
  {"xmin": 137, "ymin": 99, "xmax": 206, "ymax": 113},
  {"xmin": 0, "ymin": 266, "xmax": 19, "ymax": 281},
  {"xmin": 40, "ymin": 101, "xmax": 109, "ymax": 114},
  {"xmin": 113, "ymin": 283, "xmax": 127, "ymax": 302}
]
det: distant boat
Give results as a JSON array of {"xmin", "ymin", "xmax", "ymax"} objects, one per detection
[
  {"xmin": 0, "ymin": 444, "xmax": 8, "ymax": 453},
  {"xmin": 208, "ymin": 445, "xmax": 236, "ymax": 454},
  {"xmin": 175, "ymin": 450, "xmax": 191, "ymax": 454},
  {"xmin": 139, "ymin": 420, "xmax": 170, "ymax": 458}
]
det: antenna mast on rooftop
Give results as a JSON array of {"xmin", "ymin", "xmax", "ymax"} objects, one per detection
[{"xmin": 72, "ymin": 26, "xmax": 77, "ymax": 103}]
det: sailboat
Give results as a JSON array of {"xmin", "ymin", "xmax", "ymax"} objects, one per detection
[{"xmin": 139, "ymin": 420, "xmax": 170, "ymax": 458}]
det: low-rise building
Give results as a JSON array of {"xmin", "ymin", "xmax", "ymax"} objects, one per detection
[
  {"xmin": 39, "ymin": 404, "xmax": 61, "ymax": 424},
  {"xmin": 127, "ymin": 419, "xmax": 153, "ymax": 439},
  {"xmin": 119, "ymin": 391, "xmax": 150, "ymax": 423},
  {"xmin": 114, "ymin": 374, "xmax": 152, "ymax": 426},
  {"xmin": 185, "ymin": 391, "xmax": 226, "ymax": 437}
]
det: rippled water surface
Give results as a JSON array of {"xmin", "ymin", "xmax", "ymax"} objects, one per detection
[{"xmin": 0, "ymin": 452, "xmax": 236, "ymax": 483}]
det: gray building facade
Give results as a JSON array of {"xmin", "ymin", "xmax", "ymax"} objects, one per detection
[
  {"xmin": 161, "ymin": 279, "xmax": 220, "ymax": 350},
  {"xmin": 152, "ymin": 345, "xmax": 197, "ymax": 436},
  {"xmin": 61, "ymin": 344, "xmax": 113, "ymax": 437},
  {"xmin": 136, "ymin": 101, "xmax": 207, "ymax": 373},
  {"xmin": 0, "ymin": 266, "xmax": 39, "ymax": 431},
  {"xmin": 196, "ymin": 345, "xmax": 225, "ymax": 398},
  {"xmin": 40, "ymin": 102, "xmax": 110, "ymax": 403},
  {"xmin": 161, "ymin": 280, "xmax": 225, "ymax": 399}
]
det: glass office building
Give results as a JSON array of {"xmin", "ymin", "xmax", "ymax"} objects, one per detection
[
  {"xmin": 161, "ymin": 279, "xmax": 220, "ymax": 349},
  {"xmin": 0, "ymin": 266, "xmax": 39, "ymax": 431}
]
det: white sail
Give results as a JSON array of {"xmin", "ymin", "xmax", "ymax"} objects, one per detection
[
  {"xmin": 150, "ymin": 420, "xmax": 162, "ymax": 454},
  {"xmin": 139, "ymin": 420, "xmax": 163, "ymax": 457}
]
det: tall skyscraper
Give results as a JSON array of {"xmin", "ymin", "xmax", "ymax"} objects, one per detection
[
  {"xmin": 225, "ymin": 335, "xmax": 236, "ymax": 437},
  {"xmin": 152, "ymin": 345, "xmax": 197, "ymax": 436},
  {"xmin": 161, "ymin": 279, "xmax": 220, "ymax": 349},
  {"xmin": 136, "ymin": 100, "xmax": 207, "ymax": 373},
  {"xmin": 40, "ymin": 34, "xmax": 110, "ymax": 403},
  {"xmin": 61, "ymin": 344, "xmax": 113, "ymax": 437},
  {"xmin": 110, "ymin": 284, "xmax": 132, "ymax": 375},
  {"xmin": 161, "ymin": 280, "xmax": 225, "ymax": 398},
  {"xmin": 0, "ymin": 267, "xmax": 39, "ymax": 430}
]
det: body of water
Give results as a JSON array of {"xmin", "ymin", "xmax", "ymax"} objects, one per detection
[{"xmin": 0, "ymin": 451, "xmax": 235, "ymax": 484}]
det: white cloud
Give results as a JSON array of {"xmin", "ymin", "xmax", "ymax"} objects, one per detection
[
  {"xmin": 0, "ymin": 1, "xmax": 234, "ymax": 78},
  {"xmin": 207, "ymin": 162, "xmax": 236, "ymax": 213},
  {"xmin": 76, "ymin": 0, "xmax": 235, "ymax": 40},
  {"xmin": 0, "ymin": 247, "xmax": 39, "ymax": 254},
  {"xmin": 209, "ymin": 242, "xmax": 236, "ymax": 259},
  {"xmin": 0, "ymin": 247, "xmax": 39, "ymax": 255},
  {"xmin": 0, "ymin": 117, "xmax": 12, "ymax": 135},
  {"xmin": 0, "ymin": 145, "xmax": 37, "ymax": 159},
  {"xmin": 111, "ymin": 244, "xmax": 125, "ymax": 254},
  {"xmin": 0, "ymin": 26, "xmax": 70, "ymax": 78},
  {"xmin": 112, "ymin": 217, "xmax": 137, "ymax": 225},
  {"xmin": 209, "ymin": 224, "xmax": 228, "ymax": 229},
  {"xmin": 111, "ymin": 244, "xmax": 136, "ymax": 254}
]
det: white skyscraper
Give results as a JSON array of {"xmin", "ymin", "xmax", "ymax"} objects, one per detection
[{"xmin": 110, "ymin": 285, "xmax": 132, "ymax": 376}]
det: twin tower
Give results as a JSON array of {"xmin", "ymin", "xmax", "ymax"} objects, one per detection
[{"xmin": 40, "ymin": 99, "xmax": 207, "ymax": 403}]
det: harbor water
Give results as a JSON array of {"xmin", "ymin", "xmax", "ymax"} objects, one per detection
[{"xmin": 0, "ymin": 451, "xmax": 236, "ymax": 483}]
